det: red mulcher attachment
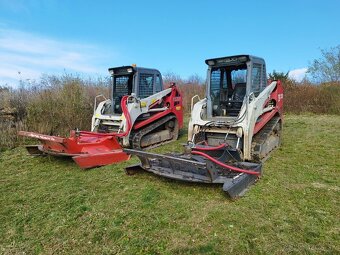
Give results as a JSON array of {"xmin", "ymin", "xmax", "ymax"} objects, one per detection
[
  {"xmin": 18, "ymin": 95, "xmax": 132, "ymax": 169},
  {"xmin": 18, "ymin": 130, "xmax": 130, "ymax": 169}
]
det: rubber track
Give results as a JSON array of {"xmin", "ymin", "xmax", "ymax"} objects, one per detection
[
  {"xmin": 251, "ymin": 116, "xmax": 281, "ymax": 162},
  {"xmin": 131, "ymin": 115, "xmax": 178, "ymax": 150}
]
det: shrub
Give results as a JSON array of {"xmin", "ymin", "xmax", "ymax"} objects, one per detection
[
  {"xmin": 25, "ymin": 75, "xmax": 109, "ymax": 135},
  {"xmin": 283, "ymin": 80, "xmax": 340, "ymax": 114},
  {"xmin": 0, "ymin": 75, "xmax": 108, "ymax": 149},
  {"xmin": 163, "ymin": 73, "xmax": 206, "ymax": 113},
  {"xmin": 0, "ymin": 85, "xmax": 29, "ymax": 149}
]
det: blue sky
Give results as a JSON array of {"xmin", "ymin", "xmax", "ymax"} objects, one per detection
[{"xmin": 0, "ymin": 0, "xmax": 339, "ymax": 87}]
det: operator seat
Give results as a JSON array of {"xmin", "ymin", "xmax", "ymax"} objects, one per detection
[
  {"xmin": 228, "ymin": 83, "xmax": 247, "ymax": 116},
  {"xmin": 232, "ymin": 83, "xmax": 246, "ymax": 101},
  {"xmin": 113, "ymin": 96, "xmax": 123, "ymax": 114}
]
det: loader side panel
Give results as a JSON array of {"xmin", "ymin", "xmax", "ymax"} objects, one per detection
[{"xmin": 253, "ymin": 80, "xmax": 283, "ymax": 135}]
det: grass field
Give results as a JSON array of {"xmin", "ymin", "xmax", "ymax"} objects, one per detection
[{"xmin": 0, "ymin": 114, "xmax": 339, "ymax": 254}]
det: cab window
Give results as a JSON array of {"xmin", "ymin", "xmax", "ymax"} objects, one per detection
[
  {"xmin": 139, "ymin": 73, "xmax": 154, "ymax": 98},
  {"xmin": 251, "ymin": 64, "xmax": 263, "ymax": 95},
  {"xmin": 155, "ymin": 74, "xmax": 162, "ymax": 93},
  {"xmin": 231, "ymin": 69, "xmax": 247, "ymax": 88},
  {"xmin": 210, "ymin": 68, "xmax": 221, "ymax": 105}
]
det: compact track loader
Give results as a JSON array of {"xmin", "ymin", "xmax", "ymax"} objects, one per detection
[
  {"xmin": 125, "ymin": 55, "xmax": 283, "ymax": 198},
  {"xmin": 19, "ymin": 66, "xmax": 183, "ymax": 169}
]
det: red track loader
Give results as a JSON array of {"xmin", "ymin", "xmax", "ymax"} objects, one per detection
[
  {"xmin": 125, "ymin": 55, "xmax": 283, "ymax": 199},
  {"xmin": 19, "ymin": 66, "xmax": 183, "ymax": 169}
]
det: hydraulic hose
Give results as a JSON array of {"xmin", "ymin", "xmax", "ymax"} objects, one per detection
[
  {"xmin": 112, "ymin": 95, "xmax": 132, "ymax": 137},
  {"xmin": 80, "ymin": 95, "xmax": 132, "ymax": 137},
  {"xmin": 194, "ymin": 143, "xmax": 227, "ymax": 151},
  {"xmin": 191, "ymin": 150, "xmax": 260, "ymax": 176}
]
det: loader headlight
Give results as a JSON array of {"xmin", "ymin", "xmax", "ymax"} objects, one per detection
[
  {"xmin": 236, "ymin": 127, "xmax": 243, "ymax": 138},
  {"xmin": 207, "ymin": 60, "xmax": 215, "ymax": 65}
]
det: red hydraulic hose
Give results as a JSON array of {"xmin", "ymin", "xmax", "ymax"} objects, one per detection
[
  {"xmin": 80, "ymin": 95, "xmax": 132, "ymax": 137},
  {"xmin": 191, "ymin": 150, "xmax": 260, "ymax": 176},
  {"xmin": 194, "ymin": 143, "xmax": 227, "ymax": 151},
  {"xmin": 114, "ymin": 95, "xmax": 132, "ymax": 137}
]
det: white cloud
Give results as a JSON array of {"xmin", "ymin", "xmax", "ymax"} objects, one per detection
[
  {"xmin": 0, "ymin": 27, "xmax": 116, "ymax": 87},
  {"xmin": 288, "ymin": 68, "xmax": 308, "ymax": 82}
]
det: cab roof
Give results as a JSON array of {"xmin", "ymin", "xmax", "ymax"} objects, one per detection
[
  {"xmin": 205, "ymin": 55, "xmax": 265, "ymax": 67},
  {"xmin": 108, "ymin": 66, "xmax": 161, "ymax": 75}
]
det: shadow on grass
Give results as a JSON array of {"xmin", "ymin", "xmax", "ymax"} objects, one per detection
[{"xmin": 124, "ymin": 167, "xmax": 229, "ymax": 197}]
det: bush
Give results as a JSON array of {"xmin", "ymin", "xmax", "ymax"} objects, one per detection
[
  {"xmin": 0, "ymin": 75, "xmax": 109, "ymax": 149},
  {"xmin": 176, "ymin": 83, "xmax": 205, "ymax": 113},
  {"xmin": 283, "ymin": 80, "xmax": 340, "ymax": 114},
  {"xmin": 0, "ymin": 85, "xmax": 28, "ymax": 149},
  {"xmin": 26, "ymin": 75, "xmax": 109, "ymax": 136},
  {"xmin": 163, "ymin": 73, "xmax": 206, "ymax": 113}
]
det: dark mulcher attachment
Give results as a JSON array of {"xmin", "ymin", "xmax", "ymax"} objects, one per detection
[{"xmin": 124, "ymin": 149, "xmax": 262, "ymax": 199}]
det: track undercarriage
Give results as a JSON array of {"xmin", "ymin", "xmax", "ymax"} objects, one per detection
[
  {"xmin": 251, "ymin": 116, "xmax": 282, "ymax": 162},
  {"xmin": 130, "ymin": 115, "xmax": 179, "ymax": 150}
]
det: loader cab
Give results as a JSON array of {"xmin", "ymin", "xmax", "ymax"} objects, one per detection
[
  {"xmin": 205, "ymin": 55, "xmax": 267, "ymax": 117},
  {"xmin": 108, "ymin": 66, "xmax": 164, "ymax": 114}
]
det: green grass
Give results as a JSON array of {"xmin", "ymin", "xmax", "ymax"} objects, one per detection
[{"xmin": 0, "ymin": 114, "xmax": 339, "ymax": 254}]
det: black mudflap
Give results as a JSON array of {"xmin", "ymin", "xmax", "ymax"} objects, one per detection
[{"xmin": 124, "ymin": 149, "xmax": 262, "ymax": 199}]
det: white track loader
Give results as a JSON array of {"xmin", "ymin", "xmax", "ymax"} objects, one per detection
[
  {"xmin": 19, "ymin": 65, "xmax": 183, "ymax": 169},
  {"xmin": 124, "ymin": 55, "xmax": 284, "ymax": 198}
]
